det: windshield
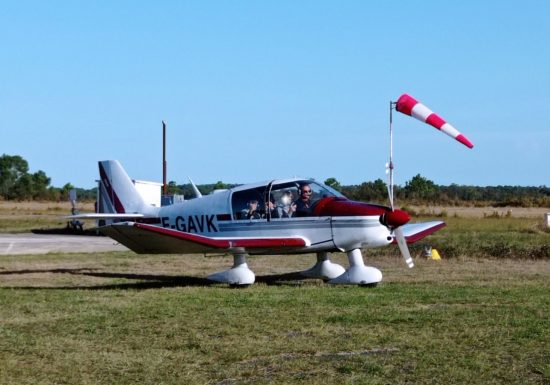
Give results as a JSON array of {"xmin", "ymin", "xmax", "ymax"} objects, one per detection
[
  {"xmin": 231, "ymin": 179, "xmax": 345, "ymax": 220},
  {"xmin": 268, "ymin": 180, "xmax": 344, "ymax": 218}
]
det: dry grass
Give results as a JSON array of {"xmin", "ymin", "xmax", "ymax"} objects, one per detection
[
  {"xmin": 0, "ymin": 201, "xmax": 95, "ymax": 232},
  {"xmin": 406, "ymin": 204, "xmax": 550, "ymax": 218}
]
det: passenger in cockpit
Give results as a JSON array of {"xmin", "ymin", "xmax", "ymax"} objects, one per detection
[
  {"xmin": 242, "ymin": 200, "xmax": 262, "ymax": 219},
  {"xmin": 272, "ymin": 190, "xmax": 296, "ymax": 218},
  {"xmin": 294, "ymin": 183, "xmax": 313, "ymax": 217}
]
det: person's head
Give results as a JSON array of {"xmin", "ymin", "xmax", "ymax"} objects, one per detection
[
  {"xmin": 248, "ymin": 200, "xmax": 258, "ymax": 210},
  {"xmin": 299, "ymin": 184, "xmax": 312, "ymax": 200},
  {"xmin": 280, "ymin": 190, "xmax": 293, "ymax": 205}
]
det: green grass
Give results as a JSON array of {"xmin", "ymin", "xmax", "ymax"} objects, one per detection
[
  {"xmin": 405, "ymin": 216, "xmax": 550, "ymax": 259},
  {"xmin": 1, "ymin": 252, "xmax": 549, "ymax": 384},
  {"xmin": 1, "ymin": 212, "xmax": 549, "ymax": 383}
]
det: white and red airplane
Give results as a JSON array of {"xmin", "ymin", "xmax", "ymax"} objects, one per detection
[
  {"xmin": 70, "ymin": 94, "xmax": 472, "ymax": 286},
  {"xmin": 74, "ymin": 159, "xmax": 444, "ymax": 286}
]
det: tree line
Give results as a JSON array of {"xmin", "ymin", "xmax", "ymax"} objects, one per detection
[
  {"xmin": 339, "ymin": 175, "xmax": 550, "ymax": 207},
  {"xmin": 168, "ymin": 174, "xmax": 550, "ymax": 208},
  {"xmin": 1, "ymin": 154, "xmax": 549, "ymax": 207},
  {"xmin": 0, "ymin": 154, "xmax": 96, "ymax": 201}
]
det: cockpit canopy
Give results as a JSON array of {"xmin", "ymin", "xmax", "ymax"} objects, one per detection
[{"xmin": 231, "ymin": 179, "xmax": 345, "ymax": 220}]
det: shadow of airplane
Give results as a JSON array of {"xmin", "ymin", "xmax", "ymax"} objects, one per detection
[{"xmin": 0, "ymin": 268, "xmax": 320, "ymax": 290}]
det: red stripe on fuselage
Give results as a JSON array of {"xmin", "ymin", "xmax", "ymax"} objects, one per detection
[{"xmin": 134, "ymin": 223, "xmax": 307, "ymax": 249}]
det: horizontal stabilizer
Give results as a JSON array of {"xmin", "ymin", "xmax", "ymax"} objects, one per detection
[
  {"xmin": 66, "ymin": 213, "xmax": 146, "ymax": 220},
  {"xmin": 393, "ymin": 221, "xmax": 446, "ymax": 244},
  {"xmin": 99, "ymin": 222, "xmax": 310, "ymax": 254}
]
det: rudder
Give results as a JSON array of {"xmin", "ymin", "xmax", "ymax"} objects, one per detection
[{"xmin": 98, "ymin": 160, "xmax": 147, "ymax": 214}]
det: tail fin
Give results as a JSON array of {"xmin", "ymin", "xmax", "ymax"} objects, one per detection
[{"xmin": 98, "ymin": 160, "xmax": 148, "ymax": 214}]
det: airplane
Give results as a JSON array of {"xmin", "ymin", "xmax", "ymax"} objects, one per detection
[
  {"xmin": 72, "ymin": 159, "xmax": 446, "ymax": 286},
  {"xmin": 69, "ymin": 93, "xmax": 472, "ymax": 286}
]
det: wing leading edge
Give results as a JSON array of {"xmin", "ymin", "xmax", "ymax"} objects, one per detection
[{"xmin": 100, "ymin": 222, "xmax": 310, "ymax": 254}]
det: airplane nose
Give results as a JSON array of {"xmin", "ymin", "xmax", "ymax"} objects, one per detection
[{"xmin": 380, "ymin": 209, "xmax": 410, "ymax": 228}]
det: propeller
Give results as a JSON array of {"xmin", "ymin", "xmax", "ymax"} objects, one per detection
[
  {"xmin": 395, "ymin": 227, "xmax": 414, "ymax": 268},
  {"xmin": 384, "ymin": 101, "xmax": 414, "ymax": 268}
]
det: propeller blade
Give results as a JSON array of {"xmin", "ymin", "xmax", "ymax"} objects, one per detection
[{"xmin": 394, "ymin": 227, "xmax": 414, "ymax": 268}]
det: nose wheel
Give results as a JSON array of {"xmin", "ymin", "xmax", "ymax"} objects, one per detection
[{"xmin": 329, "ymin": 249, "xmax": 382, "ymax": 285}]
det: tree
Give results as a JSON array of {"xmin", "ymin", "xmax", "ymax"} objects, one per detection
[
  {"xmin": 324, "ymin": 177, "xmax": 342, "ymax": 191},
  {"xmin": 12, "ymin": 173, "xmax": 33, "ymax": 199},
  {"xmin": 60, "ymin": 183, "xmax": 74, "ymax": 201},
  {"xmin": 0, "ymin": 154, "xmax": 52, "ymax": 200},
  {"xmin": 404, "ymin": 174, "xmax": 438, "ymax": 200},
  {"xmin": 0, "ymin": 154, "xmax": 29, "ymax": 198},
  {"xmin": 213, "ymin": 181, "xmax": 229, "ymax": 190},
  {"xmin": 31, "ymin": 170, "xmax": 51, "ymax": 199},
  {"xmin": 167, "ymin": 181, "xmax": 182, "ymax": 195}
]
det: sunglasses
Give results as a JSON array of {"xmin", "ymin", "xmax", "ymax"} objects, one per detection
[{"xmin": 302, "ymin": 190, "xmax": 312, "ymax": 194}]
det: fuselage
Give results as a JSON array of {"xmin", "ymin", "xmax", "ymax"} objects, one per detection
[{"xmin": 141, "ymin": 178, "xmax": 399, "ymax": 254}]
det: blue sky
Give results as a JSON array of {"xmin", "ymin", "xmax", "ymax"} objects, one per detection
[{"xmin": 2, "ymin": 1, "xmax": 549, "ymax": 189}]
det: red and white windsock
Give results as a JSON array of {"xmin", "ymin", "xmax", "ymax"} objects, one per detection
[{"xmin": 395, "ymin": 93, "xmax": 474, "ymax": 149}]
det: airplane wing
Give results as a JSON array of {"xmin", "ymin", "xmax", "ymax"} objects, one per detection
[
  {"xmin": 99, "ymin": 222, "xmax": 310, "ymax": 254},
  {"xmin": 395, "ymin": 221, "xmax": 446, "ymax": 244}
]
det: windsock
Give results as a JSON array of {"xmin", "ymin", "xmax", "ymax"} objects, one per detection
[{"xmin": 396, "ymin": 93, "xmax": 474, "ymax": 149}]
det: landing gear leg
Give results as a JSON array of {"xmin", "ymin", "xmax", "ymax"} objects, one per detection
[
  {"xmin": 207, "ymin": 253, "xmax": 255, "ymax": 286},
  {"xmin": 329, "ymin": 249, "xmax": 382, "ymax": 285},
  {"xmin": 301, "ymin": 252, "xmax": 345, "ymax": 280}
]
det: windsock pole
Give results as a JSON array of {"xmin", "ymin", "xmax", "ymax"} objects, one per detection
[{"xmin": 387, "ymin": 101, "xmax": 396, "ymax": 209}]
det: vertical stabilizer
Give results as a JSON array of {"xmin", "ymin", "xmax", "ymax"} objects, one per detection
[{"xmin": 98, "ymin": 160, "xmax": 149, "ymax": 214}]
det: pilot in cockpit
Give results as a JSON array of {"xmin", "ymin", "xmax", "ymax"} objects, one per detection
[{"xmin": 294, "ymin": 183, "xmax": 313, "ymax": 217}]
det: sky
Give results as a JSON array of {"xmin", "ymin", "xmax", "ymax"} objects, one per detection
[{"xmin": 2, "ymin": 1, "xmax": 549, "ymax": 189}]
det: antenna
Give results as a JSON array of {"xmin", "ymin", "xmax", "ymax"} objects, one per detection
[
  {"xmin": 162, "ymin": 120, "xmax": 167, "ymax": 195},
  {"xmin": 188, "ymin": 176, "xmax": 203, "ymax": 198}
]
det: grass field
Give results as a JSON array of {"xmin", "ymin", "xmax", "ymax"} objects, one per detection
[
  {"xmin": 0, "ymin": 203, "xmax": 549, "ymax": 384},
  {"xmin": 1, "ymin": 254, "xmax": 549, "ymax": 384}
]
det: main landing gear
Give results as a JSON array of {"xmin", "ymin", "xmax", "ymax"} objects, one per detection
[
  {"xmin": 328, "ymin": 249, "xmax": 382, "ymax": 285},
  {"xmin": 301, "ymin": 252, "xmax": 345, "ymax": 280},
  {"xmin": 207, "ymin": 249, "xmax": 382, "ymax": 287},
  {"xmin": 302, "ymin": 250, "xmax": 382, "ymax": 286},
  {"xmin": 207, "ymin": 253, "xmax": 255, "ymax": 286}
]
